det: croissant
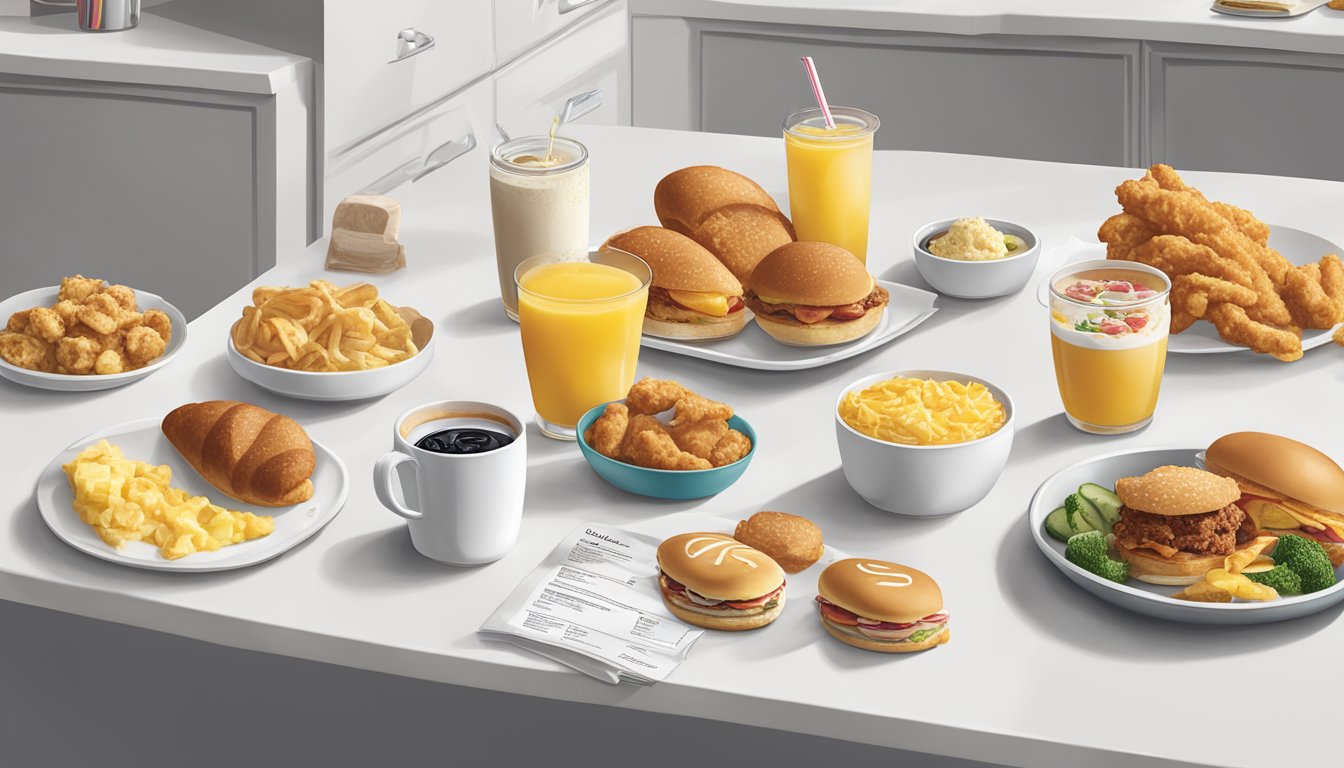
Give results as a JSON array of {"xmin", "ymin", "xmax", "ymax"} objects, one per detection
[{"xmin": 161, "ymin": 401, "xmax": 314, "ymax": 507}]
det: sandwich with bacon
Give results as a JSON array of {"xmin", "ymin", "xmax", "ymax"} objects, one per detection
[
  {"xmin": 746, "ymin": 241, "xmax": 889, "ymax": 346},
  {"xmin": 656, "ymin": 532, "xmax": 785, "ymax": 631},
  {"xmin": 603, "ymin": 226, "xmax": 747, "ymax": 340},
  {"xmin": 1206, "ymin": 432, "xmax": 1344, "ymax": 565},
  {"xmin": 815, "ymin": 558, "xmax": 949, "ymax": 653}
]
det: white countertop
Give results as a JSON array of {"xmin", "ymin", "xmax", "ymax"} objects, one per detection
[
  {"xmin": 631, "ymin": 0, "xmax": 1344, "ymax": 55},
  {"xmin": 0, "ymin": 11, "xmax": 306, "ymax": 94},
  {"xmin": 3, "ymin": 125, "xmax": 1343, "ymax": 768}
]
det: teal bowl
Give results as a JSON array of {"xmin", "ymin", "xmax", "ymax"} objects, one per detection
[{"xmin": 576, "ymin": 402, "xmax": 756, "ymax": 500}]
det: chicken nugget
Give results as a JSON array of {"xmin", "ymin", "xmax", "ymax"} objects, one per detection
[
  {"xmin": 584, "ymin": 402, "xmax": 629, "ymax": 459},
  {"xmin": 116, "ymin": 310, "xmax": 144, "ymax": 331},
  {"xmin": 123, "ymin": 325, "xmax": 166, "ymax": 365},
  {"xmin": 25, "ymin": 306, "xmax": 66, "ymax": 343},
  {"xmin": 1206, "ymin": 303, "xmax": 1302, "ymax": 362},
  {"xmin": 670, "ymin": 393, "xmax": 733, "ymax": 425},
  {"xmin": 0, "ymin": 331, "xmax": 50, "ymax": 371},
  {"xmin": 78, "ymin": 293, "xmax": 122, "ymax": 335},
  {"xmin": 103, "ymin": 284, "xmax": 137, "ymax": 312},
  {"xmin": 626, "ymin": 378, "xmax": 687, "ymax": 415},
  {"xmin": 58, "ymin": 274, "xmax": 105, "ymax": 303},
  {"xmin": 7, "ymin": 310, "xmax": 30, "ymax": 333},
  {"xmin": 93, "ymin": 349, "xmax": 125, "ymax": 375},
  {"xmin": 67, "ymin": 324, "xmax": 123, "ymax": 353},
  {"xmin": 624, "ymin": 429, "xmax": 712, "ymax": 471},
  {"xmin": 709, "ymin": 429, "xmax": 752, "ymax": 467},
  {"xmin": 142, "ymin": 308, "xmax": 172, "ymax": 343},
  {"xmin": 53, "ymin": 300, "xmax": 81, "ymax": 326},
  {"xmin": 56, "ymin": 336, "xmax": 99, "ymax": 373},
  {"xmin": 620, "ymin": 414, "xmax": 670, "ymax": 459},
  {"xmin": 669, "ymin": 418, "xmax": 729, "ymax": 460}
]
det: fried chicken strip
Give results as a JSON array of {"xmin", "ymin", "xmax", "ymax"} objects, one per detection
[
  {"xmin": 625, "ymin": 429, "xmax": 712, "ymax": 471},
  {"xmin": 1205, "ymin": 303, "xmax": 1302, "ymax": 362},
  {"xmin": 584, "ymin": 403, "xmax": 629, "ymax": 460},
  {"xmin": 626, "ymin": 378, "xmax": 687, "ymax": 415}
]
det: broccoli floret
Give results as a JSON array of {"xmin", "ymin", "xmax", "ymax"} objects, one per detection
[
  {"xmin": 1246, "ymin": 565, "xmax": 1302, "ymax": 596},
  {"xmin": 1272, "ymin": 535, "xmax": 1336, "ymax": 594},
  {"xmin": 1065, "ymin": 531, "xmax": 1130, "ymax": 583}
]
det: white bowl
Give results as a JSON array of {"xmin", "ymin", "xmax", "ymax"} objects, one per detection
[
  {"xmin": 0, "ymin": 285, "xmax": 187, "ymax": 392},
  {"xmin": 834, "ymin": 369, "xmax": 1015, "ymax": 516},
  {"xmin": 226, "ymin": 323, "xmax": 434, "ymax": 401},
  {"xmin": 911, "ymin": 218, "xmax": 1041, "ymax": 299}
]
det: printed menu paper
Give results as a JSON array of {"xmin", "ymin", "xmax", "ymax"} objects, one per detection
[{"xmin": 480, "ymin": 522, "xmax": 704, "ymax": 685}]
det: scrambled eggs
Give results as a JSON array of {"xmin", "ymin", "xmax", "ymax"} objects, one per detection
[
  {"xmin": 928, "ymin": 217, "xmax": 1016, "ymax": 261},
  {"xmin": 63, "ymin": 440, "xmax": 274, "ymax": 560}
]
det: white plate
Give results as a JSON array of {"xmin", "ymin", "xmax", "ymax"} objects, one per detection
[
  {"xmin": 0, "ymin": 286, "xmax": 187, "ymax": 391},
  {"xmin": 35, "ymin": 418, "xmax": 348, "ymax": 572},
  {"xmin": 640, "ymin": 280, "xmax": 938, "ymax": 371},
  {"xmin": 1211, "ymin": 0, "xmax": 1328, "ymax": 18},
  {"xmin": 1036, "ymin": 227, "xmax": 1343, "ymax": 354},
  {"xmin": 1028, "ymin": 447, "xmax": 1344, "ymax": 625}
]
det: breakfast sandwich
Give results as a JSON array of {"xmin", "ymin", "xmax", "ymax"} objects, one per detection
[
  {"xmin": 603, "ymin": 227, "xmax": 747, "ymax": 340},
  {"xmin": 816, "ymin": 558, "xmax": 948, "ymax": 653},
  {"xmin": 746, "ymin": 241, "xmax": 889, "ymax": 346},
  {"xmin": 656, "ymin": 532, "xmax": 785, "ymax": 631}
]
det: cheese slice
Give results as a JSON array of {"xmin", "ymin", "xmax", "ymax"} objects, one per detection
[{"xmin": 666, "ymin": 289, "xmax": 730, "ymax": 317}]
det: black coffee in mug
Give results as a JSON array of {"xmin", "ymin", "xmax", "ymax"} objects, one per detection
[{"xmin": 415, "ymin": 427, "xmax": 514, "ymax": 454}]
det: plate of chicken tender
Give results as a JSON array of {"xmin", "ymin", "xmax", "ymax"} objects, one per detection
[
  {"xmin": 577, "ymin": 378, "xmax": 756, "ymax": 499},
  {"xmin": 0, "ymin": 275, "xmax": 185, "ymax": 391}
]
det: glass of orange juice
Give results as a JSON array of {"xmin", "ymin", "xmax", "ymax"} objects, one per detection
[
  {"xmin": 1048, "ymin": 260, "xmax": 1172, "ymax": 435},
  {"xmin": 515, "ymin": 249, "xmax": 652, "ymax": 440},
  {"xmin": 783, "ymin": 106, "xmax": 879, "ymax": 262}
]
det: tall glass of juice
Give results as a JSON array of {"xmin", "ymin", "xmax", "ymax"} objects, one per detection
[
  {"xmin": 783, "ymin": 106, "xmax": 879, "ymax": 263},
  {"xmin": 515, "ymin": 249, "xmax": 651, "ymax": 440},
  {"xmin": 490, "ymin": 136, "xmax": 590, "ymax": 321},
  {"xmin": 1049, "ymin": 260, "xmax": 1171, "ymax": 435}
]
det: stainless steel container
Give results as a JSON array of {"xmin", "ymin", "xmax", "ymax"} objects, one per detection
[{"xmin": 76, "ymin": 0, "xmax": 139, "ymax": 32}]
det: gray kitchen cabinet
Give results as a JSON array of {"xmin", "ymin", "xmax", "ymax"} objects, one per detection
[
  {"xmin": 1147, "ymin": 43, "xmax": 1344, "ymax": 182},
  {"xmin": 0, "ymin": 73, "xmax": 311, "ymax": 320}
]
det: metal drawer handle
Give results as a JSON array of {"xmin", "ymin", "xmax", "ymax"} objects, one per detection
[
  {"xmin": 558, "ymin": 0, "xmax": 601, "ymax": 15},
  {"xmin": 559, "ymin": 89, "xmax": 603, "ymax": 125},
  {"xmin": 412, "ymin": 134, "xmax": 478, "ymax": 183},
  {"xmin": 389, "ymin": 28, "xmax": 435, "ymax": 63}
]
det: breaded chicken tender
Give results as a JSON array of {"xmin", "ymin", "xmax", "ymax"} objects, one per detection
[
  {"xmin": 0, "ymin": 331, "xmax": 51, "ymax": 371},
  {"xmin": 78, "ymin": 293, "xmax": 122, "ymax": 335},
  {"xmin": 709, "ymin": 429, "xmax": 753, "ymax": 467},
  {"xmin": 670, "ymin": 393, "xmax": 733, "ymax": 425},
  {"xmin": 626, "ymin": 377, "xmax": 687, "ymax": 415},
  {"xmin": 57, "ymin": 336, "xmax": 100, "ymax": 373},
  {"xmin": 124, "ymin": 325, "xmax": 165, "ymax": 365},
  {"xmin": 93, "ymin": 349, "xmax": 126, "ymax": 375},
  {"xmin": 625, "ymin": 429, "xmax": 712, "ymax": 471},
  {"xmin": 585, "ymin": 403, "xmax": 629, "ymax": 459},
  {"xmin": 142, "ymin": 308, "xmax": 172, "ymax": 343},
  {"xmin": 25, "ymin": 306, "xmax": 66, "ymax": 343},
  {"xmin": 59, "ymin": 274, "xmax": 105, "ymax": 303},
  {"xmin": 103, "ymin": 284, "xmax": 137, "ymax": 312},
  {"xmin": 669, "ymin": 418, "xmax": 729, "ymax": 460},
  {"xmin": 620, "ymin": 414, "xmax": 670, "ymax": 459}
]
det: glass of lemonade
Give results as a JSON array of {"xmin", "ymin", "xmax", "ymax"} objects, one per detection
[
  {"xmin": 489, "ymin": 136, "xmax": 590, "ymax": 321},
  {"xmin": 1048, "ymin": 260, "xmax": 1172, "ymax": 435},
  {"xmin": 783, "ymin": 106, "xmax": 879, "ymax": 263},
  {"xmin": 515, "ymin": 249, "xmax": 651, "ymax": 440}
]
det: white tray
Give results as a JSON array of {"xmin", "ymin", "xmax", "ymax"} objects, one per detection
[
  {"xmin": 36, "ymin": 417, "xmax": 348, "ymax": 572},
  {"xmin": 641, "ymin": 280, "xmax": 938, "ymax": 371},
  {"xmin": 1036, "ymin": 226, "xmax": 1343, "ymax": 354},
  {"xmin": 1028, "ymin": 447, "xmax": 1344, "ymax": 625}
]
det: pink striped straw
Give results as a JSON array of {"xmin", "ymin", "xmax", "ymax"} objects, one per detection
[{"xmin": 800, "ymin": 56, "xmax": 835, "ymax": 129}]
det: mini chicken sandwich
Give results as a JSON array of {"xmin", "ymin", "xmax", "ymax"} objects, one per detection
[
  {"xmin": 1112, "ymin": 465, "xmax": 1260, "ymax": 584},
  {"xmin": 656, "ymin": 532, "xmax": 785, "ymax": 631},
  {"xmin": 604, "ymin": 226, "xmax": 747, "ymax": 340},
  {"xmin": 1206, "ymin": 432, "xmax": 1344, "ymax": 562},
  {"xmin": 815, "ymin": 558, "xmax": 948, "ymax": 653},
  {"xmin": 746, "ymin": 242, "xmax": 889, "ymax": 346}
]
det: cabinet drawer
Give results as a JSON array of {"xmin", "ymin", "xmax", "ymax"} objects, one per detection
[
  {"xmin": 494, "ymin": 0, "xmax": 615, "ymax": 66},
  {"xmin": 495, "ymin": 2, "xmax": 626, "ymax": 140},
  {"xmin": 324, "ymin": 80, "xmax": 492, "ymax": 227},
  {"xmin": 325, "ymin": 0, "xmax": 492, "ymax": 152}
]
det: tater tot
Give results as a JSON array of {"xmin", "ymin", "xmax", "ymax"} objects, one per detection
[
  {"xmin": 142, "ymin": 308, "xmax": 172, "ymax": 343},
  {"xmin": 25, "ymin": 306, "xmax": 65, "ymax": 343},
  {"xmin": 59, "ymin": 274, "xmax": 104, "ymax": 303},
  {"xmin": 103, "ymin": 284, "xmax": 137, "ymax": 312},
  {"xmin": 93, "ymin": 349, "xmax": 125, "ymax": 375},
  {"xmin": 124, "ymin": 325, "xmax": 165, "ymax": 365},
  {"xmin": 57, "ymin": 336, "xmax": 99, "ymax": 373}
]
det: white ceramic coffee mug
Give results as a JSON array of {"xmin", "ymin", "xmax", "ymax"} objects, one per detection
[{"xmin": 374, "ymin": 400, "xmax": 527, "ymax": 565}]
